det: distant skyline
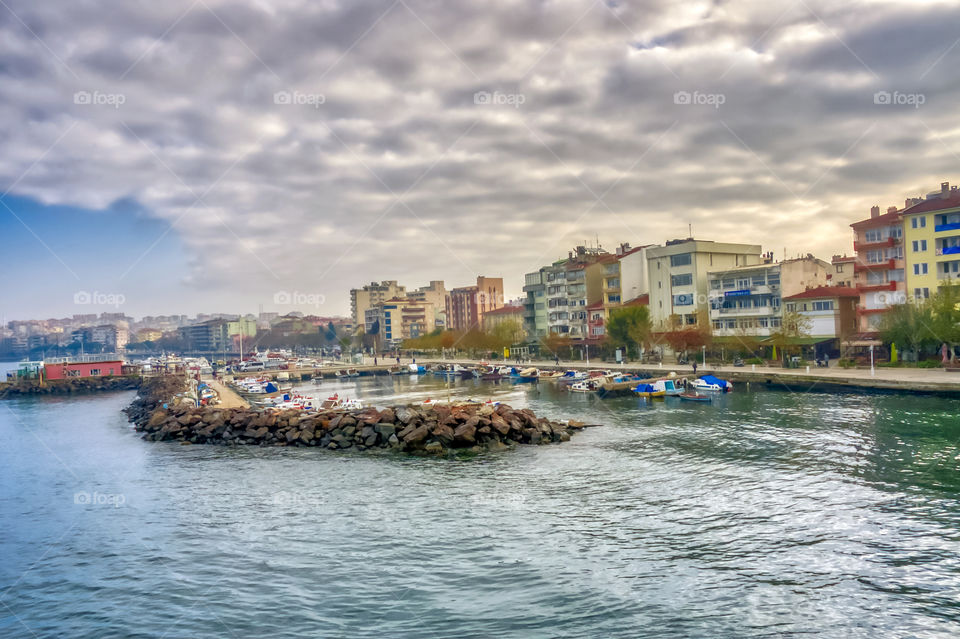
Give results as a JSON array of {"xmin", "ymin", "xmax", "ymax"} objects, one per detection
[{"xmin": 2, "ymin": 0, "xmax": 959, "ymax": 321}]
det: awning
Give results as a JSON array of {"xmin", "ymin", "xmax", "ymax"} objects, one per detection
[{"xmin": 841, "ymin": 332, "xmax": 882, "ymax": 347}]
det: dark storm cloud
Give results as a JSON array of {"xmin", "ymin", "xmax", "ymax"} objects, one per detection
[{"xmin": 0, "ymin": 0, "xmax": 958, "ymax": 315}]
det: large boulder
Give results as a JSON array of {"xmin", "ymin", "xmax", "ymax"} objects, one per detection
[
  {"xmin": 432, "ymin": 424, "xmax": 455, "ymax": 447},
  {"xmin": 402, "ymin": 425, "xmax": 430, "ymax": 446},
  {"xmin": 453, "ymin": 423, "xmax": 476, "ymax": 446}
]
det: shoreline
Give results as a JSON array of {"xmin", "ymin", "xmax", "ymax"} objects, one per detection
[{"xmin": 415, "ymin": 358, "xmax": 960, "ymax": 397}]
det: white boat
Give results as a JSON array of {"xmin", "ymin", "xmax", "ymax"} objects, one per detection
[
  {"xmin": 692, "ymin": 375, "xmax": 733, "ymax": 393},
  {"xmin": 652, "ymin": 379, "xmax": 682, "ymax": 396},
  {"xmin": 569, "ymin": 380, "xmax": 599, "ymax": 393}
]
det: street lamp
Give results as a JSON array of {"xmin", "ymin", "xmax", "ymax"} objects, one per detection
[
  {"xmin": 702, "ymin": 344, "xmax": 706, "ymax": 367},
  {"xmin": 870, "ymin": 344, "xmax": 875, "ymax": 377}
]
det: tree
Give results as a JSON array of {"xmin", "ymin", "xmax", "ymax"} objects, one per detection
[
  {"xmin": 880, "ymin": 302, "xmax": 935, "ymax": 361},
  {"xmin": 491, "ymin": 320, "xmax": 525, "ymax": 348},
  {"xmin": 927, "ymin": 282, "xmax": 960, "ymax": 361},
  {"xmin": 769, "ymin": 310, "xmax": 813, "ymax": 362},
  {"xmin": 324, "ymin": 322, "xmax": 338, "ymax": 343},
  {"xmin": 606, "ymin": 306, "xmax": 651, "ymax": 359}
]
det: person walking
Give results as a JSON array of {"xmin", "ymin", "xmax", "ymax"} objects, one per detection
[{"xmin": 692, "ymin": 361, "xmax": 698, "ymax": 375}]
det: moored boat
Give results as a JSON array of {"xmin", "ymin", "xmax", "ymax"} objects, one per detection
[
  {"xmin": 692, "ymin": 375, "xmax": 733, "ymax": 393},
  {"xmin": 679, "ymin": 392, "xmax": 712, "ymax": 402}
]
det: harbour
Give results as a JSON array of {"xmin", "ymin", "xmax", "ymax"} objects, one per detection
[{"xmin": 2, "ymin": 374, "xmax": 959, "ymax": 637}]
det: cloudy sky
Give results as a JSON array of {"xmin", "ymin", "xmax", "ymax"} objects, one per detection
[{"xmin": 1, "ymin": 0, "xmax": 958, "ymax": 320}]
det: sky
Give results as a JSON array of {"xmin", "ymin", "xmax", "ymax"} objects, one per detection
[{"xmin": 1, "ymin": 0, "xmax": 959, "ymax": 321}]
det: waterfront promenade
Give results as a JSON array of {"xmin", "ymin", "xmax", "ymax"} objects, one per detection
[{"xmin": 411, "ymin": 357, "xmax": 960, "ymax": 395}]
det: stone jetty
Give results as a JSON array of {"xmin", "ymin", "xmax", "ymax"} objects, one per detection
[
  {"xmin": 0, "ymin": 375, "xmax": 140, "ymax": 398},
  {"xmin": 127, "ymin": 377, "xmax": 592, "ymax": 455}
]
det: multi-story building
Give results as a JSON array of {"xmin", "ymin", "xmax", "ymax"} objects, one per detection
[
  {"xmin": 851, "ymin": 205, "xmax": 906, "ymax": 331},
  {"xmin": 647, "ymin": 239, "xmax": 762, "ymax": 330},
  {"xmin": 482, "ymin": 305, "xmax": 526, "ymax": 343},
  {"xmin": 179, "ymin": 320, "xmax": 230, "ymax": 351},
  {"xmin": 783, "ymin": 286, "xmax": 859, "ymax": 356},
  {"xmin": 350, "ymin": 281, "xmax": 407, "ymax": 330},
  {"xmin": 708, "ymin": 255, "xmax": 830, "ymax": 338},
  {"xmin": 522, "ymin": 270, "xmax": 548, "ymax": 339},
  {"xmin": 366, "ymin": 297, "xmax": 436, "ymax": 348},
  {"xmin": 407, "ymin": 281, "xmax": 447, "ymax": 330},
  {"xmin": 600, "ymin": 243, "xmax": 653, "ymax": 322},
  {"xmin": 539, "ymin": 247, "xmax": 608, "ymax": 338},
  {"xmin": 445, "ymin": 276, "xmax": 503, "ymax": 332},
  {"xmin": 830, "ymin": 255, "xmax": 856, "ymax": 288},
  {"xmin": 901, "ymin": 181, "xmax": 960, "ymax": 301}
]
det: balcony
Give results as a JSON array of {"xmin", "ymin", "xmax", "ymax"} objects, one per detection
[
  {"xmin": 856, "ymin": 280, "xmax": 897, "ymax": 293},
  {"xmin": 709, "ymin": 306, "xmax": 777, "ymax": 317},
  {"xmin": 935, "ymin": 222, "xmax": 960, "ymax": 233},
  {"xmin": 854, "ymin": 258, "xmax": 895, "ymax": 272},
  {"xmin": 853, "ymin": 236, "xmax": 896, "ymax": 251},
  {"xmin": 935, "ymin": 246, "xmax": 960, "ymax": 257}
]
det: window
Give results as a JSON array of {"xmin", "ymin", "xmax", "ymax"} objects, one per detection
[
  {"xmin": 606, "ymin": 278, "xmax": 620, "ymax": 288},
  {"xmin": 670, "ymin": 253, "xmax": 692, "ymax": 267},
  {"xmin": 671, "ymin": 273, "xmax": 693, "ymax": 287},
  {"xmin": 757, "ymin": 317, "xmax": 769, "ymax": 328},
  {"xmin": 673, "ymin": 293, "xmax": 694, "ymax": 306},
  {"xmin": 785, "ymin": 303, "xmax": 796, "ymax": 312},
  {"xmin": 607, "ymin": 294, "xmax": 620, "ymax": 303},
  {"xmin": 836, "ymin": 264, "xmax": 844, "ymax": 273},
  {"xmin": 914, "ymin": 263, "xmax": 928, "ymax": 275},
  {"xmin": 722, "ymin": 278, "xmax": 736, "ymax": 289},
  {"xmin": 767, "ymin": 273, "xmax": 780, "ymax": 285},
  {"xmin": 890, "ymin": 226, "xmax": 902, "ymax": 239},
  {"xmin": 923, "ymin": 287, "xmax": 930, "ymax": 298},
  {"xmin": 713, "ymin": 320, "xmax": 723, "ymax": 330},
  {"xmin": 752, "ymin": 275, "xmax": 766, "ymax": 286},
  {"xmin": 725, "ymin": 319, "xmax": 735, "ymax": 329},
  {"xmin": 889, "ymin": 269, "xmax": 905, "ymax": 282},
  {"xmin": 90, "ymin": 369, "xmax": 101, "ymax": 376},
  {"xmin": 921, "ymin": 240, "xmax": 928, "ymax": 251},
  {"xmin": 912, "ymin": 240, "xmax": 919, "ymax": 251},
  {"xmin": 865, "ymin": 229, "xmax": 883, "ymax": 242},
  {"xmin": 769, "ymin": 318, "xmax": 781, "ymax": 328},
  {"xmin": 737, "ymin": 278, "xmax": 750, "ymax": 289},
  {"xmin": 710, "ymin": 279, "xmax": 721, "ymax": 289},
  {"xmin": 912, "ymin": 217, "xmax": 918, "ymax": 229},
  {"xmin": 920, "ymin": 216, "xmax": 927, "ymax": 228},
  {"xmin": 866, "ymin": 249, "xmax": 884, "ymax": 264},
  {"xmin": 812, "ymin": 301, "xmax": 834, "ymax": 311},
  {"xmin": 771, "ymin": 296, "xmax": 781, "ymax": 307},
  {"xmin": 922, "ymin": 263, "xmax": 928, "ymax": 274}
]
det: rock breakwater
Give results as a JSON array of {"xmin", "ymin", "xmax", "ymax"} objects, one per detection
[
  {"xmin": 132, "ymin": 399, "xmax": 593, "ymax": 455},
  {"xmin": 0, "ymin": 375, "xmax": 141, "ymax": 398}
]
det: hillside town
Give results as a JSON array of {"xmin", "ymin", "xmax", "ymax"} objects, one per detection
[{"xmin": 5, "ymin": 180, "xmax": 960, "ymax": 368}]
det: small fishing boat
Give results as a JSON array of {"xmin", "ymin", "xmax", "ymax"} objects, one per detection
[
  {"xmin": 569, "ymin": 379, "xmax": 600, "ymax": 393},
  {"xmin": 679, "ymin": 392, "xmax": 712, "ymax": 402},
  {"xmin": 509, "ymin": 367, "xmax": 539, "ymax": 383},
  {"xmin": 632, "ymin": 383, "xmax": 666, "ymax": 398},
  {"xmin": 692, "ymin": 375, "xmax": 733, "ymax": 393},
  {"xmin": 652, "ymin": 378, "xmax": 682, "ymax": 396},
  {"xmin": 335, "ymin": 369, "xmax": 360, "ymax": 379}
]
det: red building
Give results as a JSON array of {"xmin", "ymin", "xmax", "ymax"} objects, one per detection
[
  {"xmin": 44, "ymin": 360, "xmax": 124, "ymax": 380},
  {"xmin": 445, "ymin": 276, "xmax": 504, "ymax": 332}
]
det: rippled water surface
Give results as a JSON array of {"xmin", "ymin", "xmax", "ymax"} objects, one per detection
[{"xmin": 2, "ymin": 375, "xmax": 960, "ymax": 638}]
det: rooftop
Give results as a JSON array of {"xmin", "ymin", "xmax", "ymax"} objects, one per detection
[{"xmin": 483, "ymin": 305, "xmax": 524, "ymax": 316}]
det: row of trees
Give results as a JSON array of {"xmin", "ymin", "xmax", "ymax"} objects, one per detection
[
  {"xmin": 879, "ymin": 284, "xmax": 960, "ymax": 361},
  {"xmin": 401, "ymin": 320, "xmax": 525, "ymax": 356}
]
